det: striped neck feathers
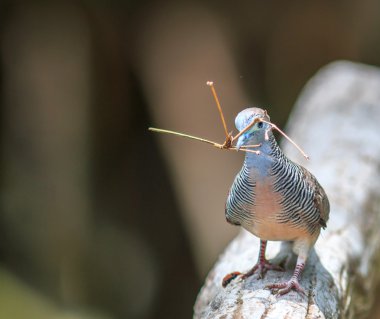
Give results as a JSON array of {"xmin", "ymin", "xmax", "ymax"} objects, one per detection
[{"xmin": 244, "ymin": 133, "xmax": 285, "ymax": 174}]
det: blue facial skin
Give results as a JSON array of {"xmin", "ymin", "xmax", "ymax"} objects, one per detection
[
  {"xmin": 236, "ymin": 121, "xmax": 265, "ymax": 150},
  {"xmin": 236, "ymin": 133, "xmax": 250, "ymax": 150}
]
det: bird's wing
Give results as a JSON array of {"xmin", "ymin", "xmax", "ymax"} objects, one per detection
[{"xmin": 299, "ymin": 166, "xmax": 330, "ymax": 229}]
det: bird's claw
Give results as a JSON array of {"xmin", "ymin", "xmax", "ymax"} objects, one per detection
[
  {"xmin": 242, "ymin": 260, "xmax": 284, "ymax": 280},
  {"xmin": 222, "ymin": 260, "xmax": 284, "ymax": 288},
  {"xmin": 266, "ymin": 279, "xmax": 306, "ymax": 296}
]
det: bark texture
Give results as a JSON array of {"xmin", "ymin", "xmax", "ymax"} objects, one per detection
[{"xmin": 194, "ymin": 61, "xmax": 380, "ymax": 319}]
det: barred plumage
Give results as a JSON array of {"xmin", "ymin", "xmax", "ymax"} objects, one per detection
[
  {"xmin": 223, "ymin": 107, "xmax": 329, "ymax": 295},
  {"xmin": 225, "ymin": 162, "xmax": 255, "ymax": 226}
]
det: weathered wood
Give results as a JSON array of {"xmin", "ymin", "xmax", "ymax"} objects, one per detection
[{"xmin": 194, "ymin": 61, "xmax": 380, "ymax": 319}]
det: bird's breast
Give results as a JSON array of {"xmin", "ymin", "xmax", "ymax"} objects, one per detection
[
  {"xmin": 226, "ymin": 158, "xmax": 312, "ymax": 241},
  {"xmin": 244, "ymin": 177, "xmax": 309, "ymax": 241}
]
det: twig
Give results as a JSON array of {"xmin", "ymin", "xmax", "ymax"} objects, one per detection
[
  {"xmin": 260, "ymin": 120, "xmax": 309, "ymax": 160},
  {"xmin": 207, "ymin": 81, "xmax": 229, "ymax": 140},
  {"xmin": 148, "ymin": 128, "xmax": 260, "ymax": 155},
  {"xmin": 149, "ymin": 82, "xmax": 309, "ymax": 160}
]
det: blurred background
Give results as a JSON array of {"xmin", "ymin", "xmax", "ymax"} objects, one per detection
[{"xmin": 0, "ymin": 1, "xmax": 380, "ymax": 318}]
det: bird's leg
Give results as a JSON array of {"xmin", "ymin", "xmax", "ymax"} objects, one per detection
[
  {"xmin": 222, "ymin": 240, "xmax": 283, "ymax": 287},
  {"xmin": 266, "ymin": 255, "xmax": 306, "ymax": 296},
  {"xmin": 242, "ymin": 240, "xmax": 284, "ymax": 279}
]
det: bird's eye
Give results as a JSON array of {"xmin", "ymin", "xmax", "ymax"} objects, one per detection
[{"xmin": 257, "ymin": 122, "xmax": 263, "ymax": 129}]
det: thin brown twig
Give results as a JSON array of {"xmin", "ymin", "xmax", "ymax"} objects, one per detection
[
  {"xmin": 231, "ymin": 118, "xmax": 262, "ymax": 142},
  {"xmin": 240, "ymin": 144, "xmax": 262, "ymax": 148},
  {"xmin": 207, "ymin": 81, "xmax": 229, "ymax": 139},
  {"xmin": 148, "ymin": 128, "xmax": 260, "ymax": 154},
  {"xmin": 260, "ymin": 120, "xmax": 309, "ymax": 160},
  {"xmin": 149, "ymin": 81, "xmax": 308, "ymax": 160}
]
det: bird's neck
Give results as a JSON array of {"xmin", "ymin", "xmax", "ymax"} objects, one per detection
[{"xmin": 244, "ymin": 134, "xmax": 283, "ymax": 177}]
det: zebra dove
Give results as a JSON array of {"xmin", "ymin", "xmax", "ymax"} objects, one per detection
[{"xmin": 223, "ymin": 107, "xmax": 329, "ymax": 295}]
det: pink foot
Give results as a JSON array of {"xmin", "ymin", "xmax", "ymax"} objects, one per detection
[
  {"xmin": 242, "ymin": 260, "xmax": 284, "ymax": 279},
  {"xmin": 266, "ymin": 279, "xmax": 306, "ymax": 296},
  {"xmin": 222, "ymin": 260, "xmax": 284, "ymax": 288}
]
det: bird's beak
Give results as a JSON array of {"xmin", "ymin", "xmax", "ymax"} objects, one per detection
[{"xmin": 236, "ymin": 134, "xmax": 247, "ymax": 150}]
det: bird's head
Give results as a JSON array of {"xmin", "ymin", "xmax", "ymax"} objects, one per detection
[{"xmin": 235, "ymin": 108, "xmax": 271, "ymax": 149}]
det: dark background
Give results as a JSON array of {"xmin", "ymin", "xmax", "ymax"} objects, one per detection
[{"xmin": 0, "ymin": 1, "xmax": 379, "ymax": 318}]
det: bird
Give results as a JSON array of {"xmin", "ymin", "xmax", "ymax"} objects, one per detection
[{"xmin": 223, "ymin": 107, "xmax": 329, "ymax": 295}]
